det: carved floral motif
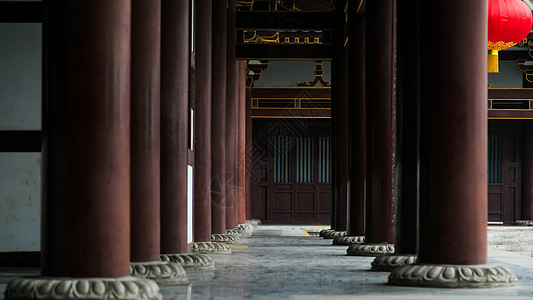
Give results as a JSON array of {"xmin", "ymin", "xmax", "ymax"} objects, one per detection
[
  {"xmin": 5, "ymin": 277, "xmax": 162, "ymax": 300},
  {"xmin": 212, "ymin": 234, "xmax": 241, "ymax": 243},
  {"xmin": 346, "ymin": 243, "xmax": 395, "ymax": 256},
  {"xmin": 130, "ymin": 261, "xmax": 188, "ymax": 285},
  {"xmin": 193, "ymin": 242, "xmax": 231, "ymax": 254},
  {"xmin": 371, "ymin": 254, "xmax": 417, "ymax": 271},
  {"xmin": 332, "ymin": 236, "xmax": 365, "ymax": 246},
  {"xmin": 322, "ymin": 230, "xmax": 346, "ymax": 239},
  {"xmin": 389, "ymin": 264, "xmax": 517, "ymax": 288},
  {"xmin": 160, "ymin": 253, "xmax": 215, "ymax": 272}
]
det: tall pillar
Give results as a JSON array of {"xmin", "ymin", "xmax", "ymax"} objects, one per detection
[
  {"xmin": 245, "ymin": 86, "xmax": 254, "ymax": 220},
  {"xmin": 322, "ymin": 2, "xmax": 342, "ymax": 240},
  {"xmin": 371, "ymin": 0, "xmax": 418, "ymax": 270},
  {"xmin": 192, "ymin": 0, "xmax": 232, "ymax": 255},
  {"xmin": 347, "ymin": 0, "xmax": 396, "ymax": 257},
  {"xmin": 335, "ymin": 46, "xmax": 349, "ymax": 233},
  {"xmin": 336, "ymin": 9, "xmax": 366, "ymax": 247},
  {"xmin": 329, "ymin": 8, "xmax": 339, "ymax": 233},
  {"xmin": 160, "ymin": 0, "xmax": 215, "ymax": 271},
  {"xmin": 394, "ymin": 0, "xmax": 419, "ymax": 257},
  {"xmin": 389, "ymin": 0, "xmax": 516, "ymax": 288},
  {"xmin": 519, "ymin": 120, "xmax": 533, "ymax": 224},
  {"xmin": 5, "ymin": 1, "xmax": 162, "ymax": 299},
  {"xmin": 211, "ymin": 0, "xmax": 228, "ymax": 235},
  {"xmin": 193, "ymin": 0, "xmax": 213, "ymax": 243},
  {"xmin": 160, "ymin": 0, "xmax": 191, "ymax": 255},
  {"xmin": 130, "ymin": 0, "xmax": 187, "ymax": 284},
  {"xmin": 225, "ymin": 0, "xmax": 239, "ymax": 231},
  {"xmin": 131, "ymin": 0, "xmax": 161, "ymax": 266},
  {"xmin": 237, "ymin": 60, "xmax": 247, "ymax": 225}
]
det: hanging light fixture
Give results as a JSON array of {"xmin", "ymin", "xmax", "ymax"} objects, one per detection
[{"xmin": 488, "ymin": 0, "xmax": 533, "ymax": 73}]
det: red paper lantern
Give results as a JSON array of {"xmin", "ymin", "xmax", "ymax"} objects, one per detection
[{"xmin": 488, "ymin": 0, "xmax": 533, "ymax": 72}]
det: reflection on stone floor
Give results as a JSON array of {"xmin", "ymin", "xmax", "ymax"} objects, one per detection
[{"xmin": 3, "ymin": 226, "xmax": 533, "ymax": 299}]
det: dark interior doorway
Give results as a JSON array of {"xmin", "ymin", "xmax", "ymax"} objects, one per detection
[
  {"xmin": 488, "ymin": 120, "xmax": 521, "ymax": 225},
  {"xmin": 252, "ymin": 118, "xmax": 331, "ymax": 224}
]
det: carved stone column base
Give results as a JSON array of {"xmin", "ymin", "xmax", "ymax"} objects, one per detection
[
  {"xmin": 322, "ymin": 230, "xmax": 346, "ymax": 239},
  {"xmin": 246, "ymin": 219, "xmax": 261, "ymax": 227},
  {"xmin": 211, "ymin": 233, "xmax": 241, "ymax": 243},
  {"xmin": 332, "ymin": 236, "xmax": 365, "ymax": 246},
  {"xmin": 236, "ymin": 223, "xmax": 254, "ymax": 236},
  {"xmin": 319, "ymin": 229, "xmax": 334, "ymax": 237},
  {"xmin": 226, "ymin": 229, "xmax": 244, "ymax": 236},
  {"xmin": 515, "ymin": 220, "xmax": 533, "ymax": 226},
  {"xmin": 160, "ymin": 253, "xmax": 215, "ymax": 272},
  {"xmin": 226, "ymin": 224, "xmax": 253, "ymax": 237},
  {"xmin": 238, "ymin": 223, "xmax": 254, "ymax": 230},
  {"xmin": 388, "ymin": 264, "xmax": 517, "ymax": 288},
  {"xmin": 130, "ymin": 261, "xmax": 188, "ymax": 285},
  {"xmin": 346, "ymin": 243, "xmax": 395, "ymax": 256},
  {"xmin": 371, "ymin": 254, "xmax": 417, "ymax": 271},
  {"xmin": 4, "ymin": 276, "xmax": 162, "ymax": 300},
  {"xmin": 193, "ymin": 242, "xmax": 231, "ymax": 254}
]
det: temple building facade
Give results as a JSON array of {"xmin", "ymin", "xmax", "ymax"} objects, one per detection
[{"xmin": 1, "ymin": 0, "xmax": 532, "ymax": 298}]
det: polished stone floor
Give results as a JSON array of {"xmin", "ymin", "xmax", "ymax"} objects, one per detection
[{"xmin": 3, "ymin": 225, "xmax": 533, "ymax": 299}]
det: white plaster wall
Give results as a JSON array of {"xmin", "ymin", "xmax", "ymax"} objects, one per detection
[
  {"xmin": 488, "ymin": 61, "xmax": 523, "ymax": 88},
  {"xmin": 0, "ymin": 23, "xmax": 42, "ymax": 130},
  {"xmin": 0, "ymin": 153, "xmax": 41, "ymax": 251},
  {"xmin": 254, "ymin": 60, "xmax": 331, "ymax": 87},
  {"xmin": 0, "ymin": 23, "xmax": 42, "ymax": 251}
]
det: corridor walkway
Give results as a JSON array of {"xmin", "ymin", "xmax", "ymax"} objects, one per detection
[
  {"xmin": 160, "ymin": 225, "xmax": 533, "ymax": 299},
  {"xmin": 3, "ymin": 225, "xmax": 533, "ymax": 299}
]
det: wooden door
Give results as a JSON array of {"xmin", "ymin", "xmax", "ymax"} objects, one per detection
[
  {"xmin": 252, "ymin": 119, "xmax": 331, "ymax": 224},
  {"xmin": 488, "ymin": 121, "xmax": 520, "ymax": 225}
]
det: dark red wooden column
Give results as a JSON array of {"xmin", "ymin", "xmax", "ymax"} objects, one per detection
[
  {"xmin": 330, "ymin": 3, "xmax": 341, "ymax": 231},
  {"xmin": 225, "ymin": 0, "xmax": 238, "ymax": 230},
  {"xmin": 330, "ymin": 59, "xmax": 337, "ymax": 230},
  {"xmin": 365, "ymin": 0, "xmax": 395, "ymax": 245},
  {"xmin": 245, "ymin": 86, "xmax": 253, "ymax": 220},
  {"xmin": 394, "ymin": 0, "xmax": 419, "ymax": 255},
  {"xmin": 130, "ymin": 0, "xmax": 161, "ymax": 265},
  {"xmin": 417, "ymin": 0, "xmax": 487, "ymax": 265},
  {"xmin": 390, "ymin": 1, "xmax": 515, "ymax": 288},
  {"xmin": 521, "ymin": 121, "xmax": 533, "ymax": 221},
  {"xmin": 335, "ymin": 45, "xmax": 349, "ymax": 231},
  {"xmin": 211, "ymin": 0, "xmax": 227, "ymax": 235},
  {"xmin": 237, "ymin": 60, "xmax": 247, "ymax": 225},
  {"xmin": 347, "ymin": 11, "xmax": 366, "ymax": 238},
  {"xmin": 160, "ymin": 0, "xmax": 190, "ymax": 254},
  {"xmin": 194, "ymin": 0, "xmax": 213, "ymax": 242},
  {"xmin": 42, "ymin": 0, "xmax": 131, "ymax": 278}
]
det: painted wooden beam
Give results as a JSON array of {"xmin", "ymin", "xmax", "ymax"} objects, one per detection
[
  {"xmin": 236, "ymin": 43, "xmax": 333, "ymax": 60},
  {"xmin": 236, "ymin": 12, "xmax": 334, "ymax": 30}
]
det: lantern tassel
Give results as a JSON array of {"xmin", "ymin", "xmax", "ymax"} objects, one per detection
[{"xmin": 488, "ymin": 50, "xmax": 499, "ymax": 73}]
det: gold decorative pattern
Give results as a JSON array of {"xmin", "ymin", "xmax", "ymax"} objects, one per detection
[
  {"xmin": 516, "ymin": 59, "xmax": 533, "ymax": 83},
  {"xmin": 297, "ymin": 61, "xmax": 331, "ymax": 87},
  {"xmin": 488, "ymin": 41, "xmax": 517, "ymax": 51},
  {"xmin": 242, "ymin": 30, "xmax": 324, "ymax": 45}
]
